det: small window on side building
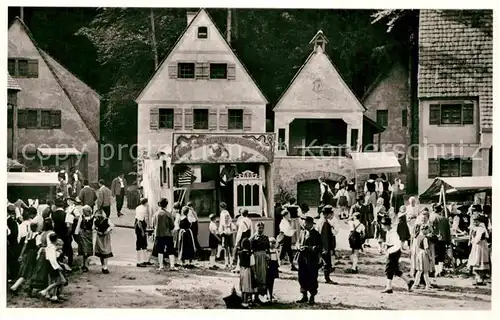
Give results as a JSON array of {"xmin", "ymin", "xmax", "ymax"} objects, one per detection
[{"xmin": 197, "ymin": 26, "xmax": 208, "ymax": 39}]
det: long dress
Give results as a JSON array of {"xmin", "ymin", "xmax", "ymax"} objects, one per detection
[
  {"xmin": 250, "ymin": 233, "xmax": 270, "ymax": 295},
  {"xmin": 397, "ymin": 213, "xmax": 411, "ymax": 243},
  {"xmin": 29, "ymin": 248, "xmax": 53, "ymax": 290},
  {"xmin": 239, "ymin": 250, "xmax": 254, "ymax": 293},
  {"xmin": 18, "ymin": 234, "xmax": 39, "ymax": 280},
  {"xmin": 94, "ymin": 218, "xmax": 113, "ymax": 259},
  {"xmin": 467, "ymin": 225, "xmax": 490, "ymax": 271},
  {"xmin": 177, "ymin": 217, "xmax": 196, "ymax": 261},
  {"xmin": 346, "ymin": 181, "xmax": 356, "ymax": 207},
  {"xmin": 375, "ymin": 206, "xmax": 388, "ymax": 242},
  {"xmin": 78, "ymin": 217, "xmax": 94, "ymax": 257},
  {"xmin": 414, "ymin": 233, "xmax": 430, "ymax": 272}
]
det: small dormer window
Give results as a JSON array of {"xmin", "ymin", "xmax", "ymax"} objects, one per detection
[{"xmin": 197, "ymin": 26, "xmax": 208, "ymax": 39}]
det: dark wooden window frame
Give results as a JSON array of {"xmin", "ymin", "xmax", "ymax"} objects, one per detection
[
  {"xmin": 159, "ymin": 108, "xmax": 174, "ymax": 129},
  {"xmin": 8, "ymin": 58, "xmax": 38, "ymax": 78},
  {"xmin": 376, "ymin": 110, "xmax": 389, "ymax": 127},
  {"xmin": 429, "ymin": 101, "xmax": 475, "ymax": 125},
  {"xmin": 278, "ymin": 128, "xmax": 286, "ymax": 151},
  {"xmin": 209, "ymin": 63, "xmax": 228, "ymax": 79},
  {"xmin": 402, "ymin": 109, "xmax": 408, "ymax": 127},
  {"xmin": 193, "ymin": 108, "xmax": 209, "ymax": 130},
  {"xmin": 228, "ymin": 109, "xmax": 244, "ymax": 130},
  {"xmin": 428, "ymin": 157, "xmax": 473, "ymax": 178},
  {"xmin": 197, "ymin": 26, "xmax": 208, "ymax": 39},
  {"xmin": 177, "ymin": 62, "xmax": 195, "ymax": 79}
]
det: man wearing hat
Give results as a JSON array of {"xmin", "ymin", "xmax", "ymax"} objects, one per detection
[
  {"xmin": 429, "ymin": 204, "xmax": 451, "ymax": 277},
  {"xmin": 380, "ymin": 216, "xmax": 414, "ymax": 293},
  {"xmin": 317, "ymin": 205, "xmax": 336, "ymax": 284},
  {"xmin": 296, "ymin": 216, "xmax": 323, "ymax": 305}
]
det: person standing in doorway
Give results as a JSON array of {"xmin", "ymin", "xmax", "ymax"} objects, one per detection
[
  {"xmin": 79, "ymin": 180, "xmax": 96, "ymax": 213},
  {"xmin": 111, "ymin": 173, "xmax": 127, "ymax": 217},
  {"xmin": 96, "ymin": 179, "xmax": 112, "ymax": 218}
]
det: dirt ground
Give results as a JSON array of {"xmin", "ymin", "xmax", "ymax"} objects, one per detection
[{"xmin": 6, "ymin": 246, "xmax": 491, "ymax": 310}]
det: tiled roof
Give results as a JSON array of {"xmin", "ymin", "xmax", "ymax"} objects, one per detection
[
  {"xmin": 418, "ymin": 10, "xmax": 493, "ymax": 129},
  {"xmin": 7, "ymin": 73, "xmax": 21, "ymax": 91}
]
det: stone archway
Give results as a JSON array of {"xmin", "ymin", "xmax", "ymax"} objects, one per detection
[{"xmin": 286, "ymin": 170, "xmax": 346, "ymax": 199}]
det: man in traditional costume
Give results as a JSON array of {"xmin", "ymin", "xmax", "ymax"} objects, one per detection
[
  {"xmin": 296, "ymin": 216, "xmax": 323, "ymax": 305},
  {"xmin": 317, "ymin": 205, "xmax": 336, "ymax": 284}
]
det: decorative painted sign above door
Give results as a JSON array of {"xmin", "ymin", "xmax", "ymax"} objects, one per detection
[{"xmin": 171, "ymin": 133, "xmax": 275, "ymax": 164}]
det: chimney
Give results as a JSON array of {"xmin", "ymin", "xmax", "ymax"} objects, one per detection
[
  {"xmin": 187, "ymin": 10, "xmax": 197, "ymax": 26},
  {"xmin": 309, "ymin": 30, "xmax": 329, "ymax": 53}
]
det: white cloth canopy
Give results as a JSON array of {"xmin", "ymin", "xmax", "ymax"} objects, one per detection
[
  {"xmin": 7, "ymin": 172, "xmax": 60, "ymax": 186},
  {"xmin": 350, "ymin": 152, "xmax": 401, "ymax": 174},
  {"xmin": 37, "ymin": 147, "xmax": 82, "ymax": 156},
  {"xmin": 420, "ymin": 176, "xmax": 492, "ymax": 198}
]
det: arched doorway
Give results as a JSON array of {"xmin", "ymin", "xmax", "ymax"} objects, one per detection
[{"xmin": 297, "ymin": 179, "xmax": 336, "ymax": 206}]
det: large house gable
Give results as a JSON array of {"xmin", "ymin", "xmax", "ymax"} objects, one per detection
[
  {"xmin": 136, "ymin": 9, "xmax": 268, "ymax": 105},
  {"xmin": 8, "ymin": 18, "xmax": 99, "ymax": 142},
  {"xmin": 274, "ymin": 44, "xmax": 365, "ymax": 113}
]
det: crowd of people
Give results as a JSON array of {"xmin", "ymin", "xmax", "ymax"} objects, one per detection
[{"xmin": 6, "ymin": 172, "xmax": 492, "ymax": 307}]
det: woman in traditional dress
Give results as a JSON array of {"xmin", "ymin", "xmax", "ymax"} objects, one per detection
[
  {"xmin": 378, "ymin": 174, "xmax": 391, "ymax": 211},
  {"xmin": 406, "ymin": 196, "xmax": 420, "ymax": 240},
  {"xmin": 94, "ymin": 210, "xmax": 114, "ymax": 274},
  {"xmin": 74, "ymin": 205, "xmax": 94, "ymax": 272},
  {"xmin": 346, "ymin": 178, "xmax": 357, "ymax": 208},
  {"xmin": 187, "ymin": 202, "xmax": 201, "ymax": 253},
  {"xmin": 410, "ymin": 208, "xmax": 432, "ymax": 278},
  {"xmin": 396, "ymin": 205, "xmax": 411, "ymax": 249},
  {"xmin": 267, "ymin": 237, "xmax": 279, "ymax": 303},
  {"xmin": 10, "ymin": 222, "xmax": 39, "ymax": 293},
  {"xmin": 172, "ymin": 202, "xmax": 182, "ymax": 255},
  {"xmin": 364, "ymin": 174, "xmax": 378, "ymax": 212},
  {"xmin": 249, "ymin": 221, "xmax": 270, "ymax": 302},
  {"xmin": 412, "ymin": 224, "xmax": 432, "ymax": 290},
  {"xmin": 239, "ymin": 238, "xmax": 254, "ymax": 307},
  {"xmin": 467, "ymin": 214, "xmax": 490, "ymax": 285},
  {"xmin": 177, "ymin": 206, "xmax": 196, "ymax": 268},
  {"xmin": 351, "ymin": 194, "xmax": 374, "ymax": 246},
  {"xmin": 374, "ymin": 197, "xmax": 389, "ymax": 254},
  {"xmin": 390, "ymin": 178, "xmax": 405, "ymax": 214}
]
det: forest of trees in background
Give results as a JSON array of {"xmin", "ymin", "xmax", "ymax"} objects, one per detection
[{"xmin": 7, "ymin": 7, "xmax": 417, "ymax": 180}]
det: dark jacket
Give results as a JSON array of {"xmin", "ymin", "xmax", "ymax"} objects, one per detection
[
  {"xmin": 319, "ymin": 218, "xmax": 334, "ymax": 253},
  {"xmin": 298, "ymin": 228, "xmax": 323, "ymax": 266},
  {"xmin": 430, "ymin": 213, "xmax": 452, "ymax": 243},
  {"xmin": 79, "ymin": 186, "xmax": 97, "ymax": 207}
]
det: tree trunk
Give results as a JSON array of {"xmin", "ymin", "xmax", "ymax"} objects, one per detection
[
  {"xmin": 226, "ymin": 8, "xmax": 232, "ymax": 44},
  {"xmin": 407, "ymin": 13, "xmax": 419, "ymax": 194},
  {"xmin": 150, "ymin": 8, "xmax": 159, "ymax": 69}
]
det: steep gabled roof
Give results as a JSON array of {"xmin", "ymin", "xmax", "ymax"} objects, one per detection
[
  {"xmin": 8, "ymin": 73, "xmax": 21, "ymax": 91},
  {"xmin": 136, "ymin": 8, "xmax": 268, "ymax": 104},
  {"xmin": 273, "ymin": 43, "xmax": 366, "ymax": 112},
  {"xmin": 9, "ymin": 17, "xmax": 100, "ymax": 141},
  {"xmin": 418, "ymin": 10, "xmax": 493, "ymax": 130}
]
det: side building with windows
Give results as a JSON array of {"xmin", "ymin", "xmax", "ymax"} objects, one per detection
[
  {"xmin": 7, "ymin": 17, "xmax": 100, "ymax": 182},
  {"xmin": 136, "ymin": 9, "xmax": 273, "ymax": 243},
  {"xmin": 362, "ymin": 62, "xmax": 411, "ymax": 186},
  {"xmin": 417, "ymin": 10, "xmax": 492, "ymax": 194}
]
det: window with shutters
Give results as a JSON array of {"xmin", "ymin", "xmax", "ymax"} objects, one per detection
[
  {"xmin": 278, "ymin": 128, "xmax": 286, "ymax": 151},
  {"xmin": 429, "ymin": 157, "xmax": 473, "ymax": 178},
  {"xmin": 178, "ymin": 63, "xmax": 195, "ymax": 79},
  {"xmin": 193, "ymin": 109, "xmax": 209, "ymax": 129},
  {"xmin": 197, "ymin": 26, "xmax": 208, "ymax": 39},
  {"xmin": 402, "ymin": 109, "xmax": 408, "ymax": 127},
  {"xmin": 159, "ymin": 108, "xmax": 174, "ymax": 129},
  {"xmin": 26, "ymin": 110, "xmax": 38, "ymax": 128},
  {"xmin": 428, "ymin": 102, "xmax": 475, "ymax": 125},
  {"xmin": 376, "ymin": 110, "xmax": 388, "ymax": 127},
  {"xmin": 9, "ymin": 58, "xmax": 38, "ymax": 78},
  {"xmin": 17, "ymin": 110, "xmax": 27, "ymax": 128},
  {"xmin": 228, "ymin": 109, "xmax": 243, "ymax": 130},
  {"xmin": 41, "ymin": 110, "xmax": 52, "ymax": 128},
  {"xmin": 210, "ymin": 63, "xmax": 227, "ymax": 79}
]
